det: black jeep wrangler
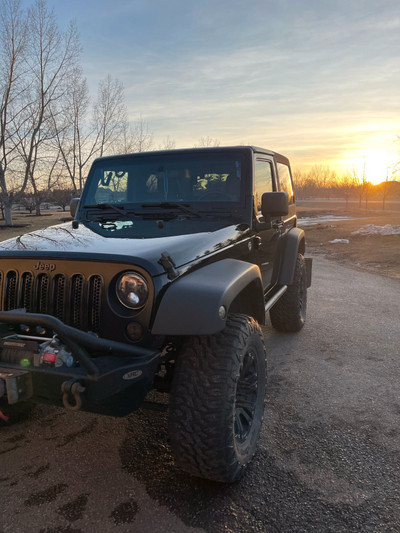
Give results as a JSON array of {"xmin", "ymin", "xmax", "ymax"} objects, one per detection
[{"xmin": 0, "ymin": 146, "xmax": 311, "ymax": 482}]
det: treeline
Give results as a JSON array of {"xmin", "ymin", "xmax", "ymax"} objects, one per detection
[
  {"xmin": 1, "ymin": 188, "xmax": 74, "ymax": 216},
  {"xmin": 293, "ymin": 165, "xmax": 400, "ymax": 208}
]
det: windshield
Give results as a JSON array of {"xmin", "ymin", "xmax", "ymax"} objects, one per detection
[{"xmin": 83, "ymin": 152, "xmax": 244, "ymax": 207}]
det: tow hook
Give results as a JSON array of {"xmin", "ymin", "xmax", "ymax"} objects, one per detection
[{"xmin": 61, "ymin": 380, "xmax": 86, "ymax": 411}]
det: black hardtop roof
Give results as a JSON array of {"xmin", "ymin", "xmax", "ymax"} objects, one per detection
[{"xmin": 93, "ymin": 146, "xmax": 290, "ymax": 166}]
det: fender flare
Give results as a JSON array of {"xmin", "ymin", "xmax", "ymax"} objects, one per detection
[
  {"xmin": 151, "ymin": 259, "xmax": 264, "ymax": 336},
  {"xmin": 272, "ymin": 227, "xmax": 305, "ymax": 286}
]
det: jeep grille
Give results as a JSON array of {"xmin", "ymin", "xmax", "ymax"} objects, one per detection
[{"xmin": 0, "ymin": 269, "xmax": 103, "ymax": 333}]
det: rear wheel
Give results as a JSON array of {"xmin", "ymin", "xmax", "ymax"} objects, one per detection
[
  {"xmin": 270, "ymin": 253, "xmax": 307, "ymax": 332},
  {"xmin": 168, "ymin": 314, "xmax": 266, "ymax": 483}
]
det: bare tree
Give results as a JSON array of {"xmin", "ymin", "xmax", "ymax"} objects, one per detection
[
  {"xmin": 292, "ymin": 169, "xmax": 306, "ymax": 198},
  {"xmin": 329, "ymin": 172, "xmax": 355, "ymax": 207},
  {"xmin": 194, "ymin": 136, "xmax": 220, "ymax": 148},
  {"xmin": 0, "ymin": 0, "xmax": 80, "ymax": 223},
  {"xmin": 20, "ymin": 192, "xmax": 35, "ymax": 213},
  {"xmin": 53, "ymin": 73, "xmax": 136, "ymax": 193},
  {"xmin": 93, "ymin": 74, "xmax": 127, "ymax": 157},
  {"xmin": 292, "ymin": 165, "xmax": 331, "ymax": 198},
  {"xmin": 109, "ymin": 115, "xmax": 153, "ymax": 156},
  {"xmin": 50, "ymin": 187, "xmax": 73, "ymax": 211},
  {"xmin": 158, "ymin": 136, "xmax": 176, "ymax": 150},
  {"xmin": 131, "ymin": 118, "xmax": 153, "ymax": 152},
  {"xmin": 17, "ymin": 0, "xmax": 80, "ymax": 214},
  {"xmin": 382, "ymin": 163, "xmax": 400, "ymax": 210},
  {"xmin": 0, "ymin": 0, "xmax": 28, "ymax": 225},
  {"xmin": 52, "ymin": 71, "xmax": 92, "ymax": 193}
]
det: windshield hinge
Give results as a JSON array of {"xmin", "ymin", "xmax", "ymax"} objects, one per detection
[{"xmin": 158, "ymin": 252, "xmax": 179, "ymax": 280}]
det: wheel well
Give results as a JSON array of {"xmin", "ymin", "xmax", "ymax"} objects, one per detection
[
  {"xmin": 228, "ymin": 279, "xmax": 265, "ymax": 325},
  {"xmin": 298, "ymin": 237, "xmax": 305, "ymax": 255}
]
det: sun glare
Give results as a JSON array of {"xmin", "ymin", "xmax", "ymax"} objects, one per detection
[{"xmin": 343, "ymin": 148, "xmax": 399, "ymax": 186}]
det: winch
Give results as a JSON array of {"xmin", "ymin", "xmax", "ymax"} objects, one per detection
[{"xmin": 0, "ymin": 335, "xmax": 74, "ymax": 369}]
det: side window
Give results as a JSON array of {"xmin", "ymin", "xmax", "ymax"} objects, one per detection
[
  {"xmin": 254, "ymin": 160, "xmax": 273, "ymax": 214},
  {"xmin": 276, "ymin": 163, "xmax": 294, "ymax": 203}
]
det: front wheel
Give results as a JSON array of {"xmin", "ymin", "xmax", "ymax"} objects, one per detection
[{"xmin": 168, "ymin": 314, "xmax": 267, "ymax": 483}]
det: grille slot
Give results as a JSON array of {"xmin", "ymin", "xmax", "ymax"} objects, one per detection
[
  {"xmin": 21, "ymin": 272, "xmax": 34, "ymax": 312},
  {"xmin": 88, "ymin": 275, "xmax": 102, "ymax": 332},
  {"xmin": 53, "ymin": 274, "xmax": 66, "ymax": 321},
  {"xmin": 37, "ymin": 274, "xmax": 49, "ymax": 313},
  {"xmin": 5, "ymin": 271, "xmax": 17, "ymax": 310},
  {"xmin": 71, "ymin": 274, "xmax": 84, "ymax": 328}
]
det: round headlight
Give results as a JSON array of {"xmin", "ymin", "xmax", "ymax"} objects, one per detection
[{"xmin": 116, "ymin": 272, "xmax": 149, "ymax": 309}]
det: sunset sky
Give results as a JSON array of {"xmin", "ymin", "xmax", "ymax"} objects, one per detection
[{"xmin": 29, "ymin": 0, "xmax": 400, "ymax": 182}]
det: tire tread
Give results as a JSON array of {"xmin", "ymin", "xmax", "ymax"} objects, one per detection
[{"xmin": 168, "ymin": 314, "xmax": 266, "ymax": 483}]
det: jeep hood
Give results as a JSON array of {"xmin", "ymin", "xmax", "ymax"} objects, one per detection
[{"xmin": 0, "ymin": 220, "xmax": 250, "ymax": 277}]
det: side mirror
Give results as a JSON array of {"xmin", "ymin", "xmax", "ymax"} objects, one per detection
[
  {"xmin": 70, "ymin": 197, "xmax": 80, "ymax": 218},
  {"xmin": 261, "ymin": 191, "xmax": 289, "ymax": 218}
]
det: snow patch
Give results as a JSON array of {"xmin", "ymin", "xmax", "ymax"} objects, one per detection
[
  {"xmin": 351, "ymin": 224, "xmax": 400, "ymax": 236},
  {"xmin": 298, "ymin": 215, "xmax": 354, "ymax": 226},
  {"xmin": 329, "ymin": 239, "xmax": 350, "ymax": 244}
]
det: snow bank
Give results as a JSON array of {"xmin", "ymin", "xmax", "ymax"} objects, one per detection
[{"xmin": 351, "ymin": 224, "xmax": 400, "ymax": 236}]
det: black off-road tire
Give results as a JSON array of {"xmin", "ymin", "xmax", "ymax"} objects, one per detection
[
  {"xmin": 270, "ymin": 253, "xmax": 307, "ymax": 332},
  {"xmin": 168, "ymin": 314, "xmax": 266, "ymax": 483}
]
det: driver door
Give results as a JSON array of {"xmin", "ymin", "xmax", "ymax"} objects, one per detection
[{"xmin": 252, "ymin": 158, "xmax": 280, "ymax": 290}]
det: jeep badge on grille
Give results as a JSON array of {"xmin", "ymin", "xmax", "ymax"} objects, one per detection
[{"xmin": 34, "ymin": 261, "xmax": 56, "ymax": 272}]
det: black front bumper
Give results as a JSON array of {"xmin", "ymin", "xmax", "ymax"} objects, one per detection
[{"xmin": 0, "ymin": 310, "xmax": 161, "ymax": 416}]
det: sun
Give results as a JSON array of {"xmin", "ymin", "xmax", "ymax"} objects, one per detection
[
  {"xmin": 364, "ymin": 149, "xmax": 391, "ymax": 185},
  {"xmin": 343, "ymin": 148, "xmax": 398, "ymax": 186}
]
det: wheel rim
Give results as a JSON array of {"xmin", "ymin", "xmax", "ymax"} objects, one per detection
[{"xmin": 234, "ymin": 350, "xmax": 258, "ymax": 444}]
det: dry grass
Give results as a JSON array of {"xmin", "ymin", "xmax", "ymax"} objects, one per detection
[
  {"xmin": 298, "ymin": 201, "xmax": 400, "ymax": 279},
  {"xmin": 0, "ymin": 210, "xmax": 71, "ymax": 241}
]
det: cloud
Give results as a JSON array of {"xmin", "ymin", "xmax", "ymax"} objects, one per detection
[{"xmin": 43, "ymin": 0, "xmax": 400, "ymax": 170}]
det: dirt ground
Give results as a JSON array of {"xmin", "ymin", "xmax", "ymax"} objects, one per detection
[
  {"xmin": 0, "ymin": 204, "xmax": 399, "ymax": 279},
  {"xmin": 0, "ymin": 210, "xmax": 71, "ymax": 241},
  {"xmin": 297, "ymin": 200, "xmax": 400, "ymax": 279}
]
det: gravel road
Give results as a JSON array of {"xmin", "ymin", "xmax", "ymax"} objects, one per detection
[{"xmin": 1, "ymin": 256, "xmax": 399, "ymax": 533}]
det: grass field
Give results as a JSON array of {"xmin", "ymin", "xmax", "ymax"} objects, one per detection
[
  {"xmin": 0, "ymin": 203, "xmax": 399, "ymax": 279},
  {"xmin": 297, "ymin": 200, "xmax": 400, "ymax": 279}
]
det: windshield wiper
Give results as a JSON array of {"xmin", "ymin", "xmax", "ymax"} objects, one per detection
[
  {"xmin": 83, "ymin": 203, "xmax": 133, "ymax": 220},
  {"xmin": 141, "ymin": 202, "xmax": 204, "ymax": 218}
]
